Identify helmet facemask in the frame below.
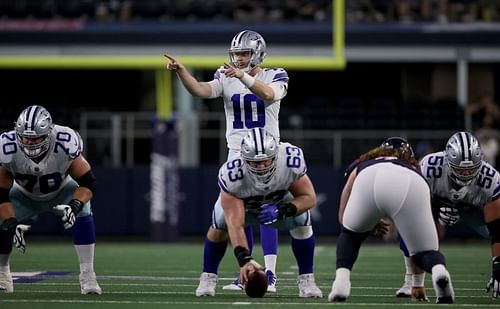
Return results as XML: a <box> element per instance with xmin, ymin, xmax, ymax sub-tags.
<box><xmin>241</xmin><ymin>127</ymin><xmax>278</xmax><ymax>186</ymax></box>
<box><xmin>15</xmin><ymin>105</ymin><xmax>53</xmax><ymax>159</ymax></box>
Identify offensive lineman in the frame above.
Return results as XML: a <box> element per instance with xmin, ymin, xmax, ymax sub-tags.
<box><xmin>165</xmin><ymin>30</ymin><xmax>288</xmax><ymax>292</ymax></box>
<box><xmin>194</xmin><ymin>128</ymin><xmax>322</xmax><ymax>298</ymax></box>
<box><xmin>0</xmin><ymin>105</ymin><xmax>101</xmax><ymax>294</ymax></box>
<box><xmin>395</xmin><ymin>131</ymin><xmax>500</xmax><ymax>299</ymax></box>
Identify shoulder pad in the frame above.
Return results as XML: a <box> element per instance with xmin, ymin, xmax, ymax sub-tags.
<box><xmin>52</xmin><ymin>125</ymin><xmax>83</xmax><ymax>159</ymax></box>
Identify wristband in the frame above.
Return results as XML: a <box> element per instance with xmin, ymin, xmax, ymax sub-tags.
<box><xmin>279</xmin><ymin>202</ymin><xmax>298</xmax><ymax>218</ymax></box>
<box><xmin>234</xmin><ymin>245</ymin><xmax>253</xmax><ymax>267</ymax></box>
<box><xmin>412</xmin><ymin>273</ymin><xmax>425</xmax><ymax>287</ymax></box>
<box><xmin>68</xmin><ymin>199</ymin><xmax>84</xmax><ymax>215</ymax></box>
<box><xmin>239</xmin><ymin>73</ymin><xmax>255</xmax><ymax>88</ymax></box>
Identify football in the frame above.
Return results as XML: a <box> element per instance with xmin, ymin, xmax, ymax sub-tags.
<box><xmin>244</xmin><ymin>270</ymin><xmax>268</xmax><ymax>298</ymax></box>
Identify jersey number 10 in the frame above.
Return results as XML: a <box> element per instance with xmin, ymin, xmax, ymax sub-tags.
<box><xmin>231</xmin><ymin>94</ymin><xmax>265</xmax><ymax>129</ymax></box>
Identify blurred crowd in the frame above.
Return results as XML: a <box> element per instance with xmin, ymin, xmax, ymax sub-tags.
<box><xmin>2</xmin><ymin>0</ymin><xmax>500</xmax><ymax>23</ymax></box>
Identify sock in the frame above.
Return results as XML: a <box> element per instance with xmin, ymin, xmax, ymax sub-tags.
<box><xmin>260</xmin><ymin>225</ymin><xmax>278</xmax><ymax>273</ymax></box>
<box><xmin>72</xmin><ymin>215</ymin><xmax>96</xmax><ymax>245</ymax></box>
<box><xmin>0</xmin><ymin>229</ymin><xmax>14</xmax><ymax>254</ymax></box>
<box><xmin>413</xmin><ymin>250</ymin><xmax>446</xmax><ymax>273</ymax></box>
<box><xmin>245</xmin><ymin>226</ymin><xmax>254</xmax><ymax>254</ymax></box>
<box><xmin>291</xmin><ymin>235</ymin><xmax>315</xmax><ymax>275</ymax></box>
<box><xmin>336</xmin><ymin>227</ymin><xmax>369</xmax><ymax>270</ymax></box>
<box><xmin>403</xmin><ymin>255</ymin><xmax>411</xmax><ymax>279</ymax></box>
<box><xmin>0</xmin><ymin>254</ymin><xmax>10</xmax><ymax>267</ymax></box>
<box><xmin>74</xmin><ymin>244</ymin><xmax>95</xmax><ymax>273</ymax></box>
<box><xmin>202</xmin><ymin>238</ymin><xmax>227</xmax><ymax>274</ymax></box>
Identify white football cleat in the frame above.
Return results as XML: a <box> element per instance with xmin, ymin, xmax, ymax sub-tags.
<box><xmin>196</xmin><ymin>272</ymin><xmax>217</xmax><ymax>296</ymax></box>
<box><xmin>0</xmin><ymin>270</ymin><xmax>13</xmax><ymax>293</ymax></box>
<box><xmin>79</xmin><ymin>271</ymin><xmax>102</xmax><ymax>295</ymax></box>
<box><xmin>328</xmin><ymin>268</ymin><xmax>351</xmax><ymax>302</ymax></box>
<box><xmin>266</xmin><ymin>270</ymin><xmax>277</xmax><ymax>292</ymax></box>
<box><xmin>297</xmin><ymin>273</ymin><xmax>322</xmax><ymax>298</ymax></box>
<box><xmin>431</xmin><ymin>265</ymin><xmax>454</xmax><ymax>304</ymax></box>
<box><xmin>395</xmin><ymin>274</ymin><xmax>412</xmax><ymax>297</ymax></box>
<box><xmin>222</xmin><ymin>277</ymin><xmax>243</xmax><ymax>291</ymax></box>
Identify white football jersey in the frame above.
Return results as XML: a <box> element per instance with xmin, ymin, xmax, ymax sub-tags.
<box><xmin>208</xmin><ymin>67</ymin><xmax>288</xmax><ymax>150</ymax></box>
<box><xmin>218</xmin><ymin>142</ymin><xmax>305</xmax><ymax>214</ymax></box>
<box><xmin>0</xmin><ymin>125</ymin><xmax>83</xmax><ymax>201</ymax></box>
<box><xmin>420</xmin><ymin>151</ymin><xmax>500</xmax><ymax>210</ymax></box>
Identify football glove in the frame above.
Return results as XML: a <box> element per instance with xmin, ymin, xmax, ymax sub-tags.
<box><xmin>1</xmin><ymin>218</ymin><xmax>30</xmax><ymax>254</ymax></box>
<box><xmin>486</xmin><ymin>256</ymin><xmax>500</xmax><ymax>298</ymax></box>
<box><xmin>258</xmin><ymin>202</ymin><xmax>297</xmax><ymax>225</ymax></box>
<box><xmin>53</xmin><ymin>199</ymin><xmax>84</xmax><ymax>229</ymax></box>
<box><xmin>438</xmin><ymin>207</ymin><xmax>460</xmax><ymax>226</ymax></box>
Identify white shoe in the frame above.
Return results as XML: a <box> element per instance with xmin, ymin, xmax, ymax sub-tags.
<box><xmin>222</xmin><ymin>277</ymin><xmax>243</xmax><ymax>291</ymax></box>
<box><xmin>395</xmin><ymin>274</ymin><xmax>412</xmax><ymax>297</ymax></box>
<box><xmin>79</xmin><ymin>271</ymin><xmax>102</xmax><ymax>295</ymax></box>
<box><xmin>196</xmin><ymin>272</ymin><xmax>217</xmax><ymax>296</ymax></box>
<box><xmin>0</xmin><ymin>270</ymin><xmax>13</xmax><ymax>293</ymax></box>
<box><xmin>266</xmin><ymin>270</ymin><xmax>277</xmax><ymax>292</ymax></box>
<box><xmin>297</xmin><ymin>273</ymin><xmax>322</xmax><ymax>298</ymax></box>
<box><xmin>431</xmin><ymin>265</ymin><xmax>454</xmax><ymax>304</ymax></box>
<box><xmin>328</xmin><ymin>268</ymin><xmax>350</xmax><ymax>302</ymax></box>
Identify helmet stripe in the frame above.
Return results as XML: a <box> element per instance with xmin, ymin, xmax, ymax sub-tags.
<box><xmin>233</xmin><ymin>30</ymin><xmax>248</xmax><ymax>47</ymax></box>
<box><xmin>457</xmin><ymin>132</ymin><xmax>468</xmax><ymax>161</ymax></box>
<box><xmin>30</xmin><ymin>105</ymin><xmax>40</xmax><ymax>132</ymax></box>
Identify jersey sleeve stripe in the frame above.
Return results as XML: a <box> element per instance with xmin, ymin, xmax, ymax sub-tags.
<box><xmin>218</xmin><ymin>176</ymin><xmax>229</xmax><ymax>193</ymax></box>
<box><xmin>272</xmin><ymin>77</ymin><xmax>289</xmax><ymax>83</ymax></box>
<box><xmin>492</xmin><ymin>184</ymin><xmax>500</xmax><ymax>200</ymax></box>
<box><xmin>214</xmin><ymin>70</ymin><xmax>221</xmax><ymax>80</ymax></box>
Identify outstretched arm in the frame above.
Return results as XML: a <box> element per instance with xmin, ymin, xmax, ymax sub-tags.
<box><xmin>164</xmin><ymin>54</ymin><xmax>213</xmax><ymax>98</ymax></box>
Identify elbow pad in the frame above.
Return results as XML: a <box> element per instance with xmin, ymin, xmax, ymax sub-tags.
<box><xmin>75</xmin><ymin>170</ymin><xmax>96</xmax><ymax>196</ymax></box>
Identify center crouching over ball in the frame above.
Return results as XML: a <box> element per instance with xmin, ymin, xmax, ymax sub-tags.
<box><xmin>245</xmin><ymin>270</ymin><xmax>268</xmax><ymax>298</ymax></box>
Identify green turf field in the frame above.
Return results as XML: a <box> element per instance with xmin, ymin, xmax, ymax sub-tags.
<box><xmin>0</xmin><ymin>239</ymin><xmax>498</xmax><ymax>308</ymax></box>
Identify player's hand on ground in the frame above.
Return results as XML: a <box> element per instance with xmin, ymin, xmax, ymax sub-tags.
<box><xmin>239</xmin><ymin>259</ymin><xmax>264</xmax><ymax>285</ymax></box>
<box><xmin>371</xmin><ymin>219</ymin><xmax>390</xmax><ymax>237</ymax></box>
<box><xmin>13</xmin><ymin>224</ymin><xmax>30</xmax><ymax>254</ymax></box>
<box><xmin>258</xmin><ymin>203</ymin><xmax>280</xmax><ymax>225</ymax></box>
<box><xmin>164</xmin><ymin>54</ymin><xmax>184</xmax><ymax>71</ymax></box>
<box><xmin>438</xmin><ymin>207</ymin><xmax>460</xmax><ymax>226</ymax></box>
<box><xmin>411</xmin><ymin>286</ymin><xmax>429</xmax><ymax>302</ymax></box>
<box><xmin>222</xmin><ymin>62</ymin><xmax>243</xmax><ymax>78</ymax></box>
<box><xmin>53</xmin><ymin>205</ymin><xmax>77</xmax><ymax>229</ymax></box>
<box><xmin>486</xmin><ymin>256</ymin><xmax>500</xmax><ymax>298</ymax></box>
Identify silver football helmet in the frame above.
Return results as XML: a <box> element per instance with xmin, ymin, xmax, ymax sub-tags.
<box><xmin>445</xmin><ymin>131</ymin><xmax>483</xmax><ymax>186</ymax></box>
<box><xmin>15</xmin><ymin>105</ymin><xmax>54</xmax><ymax>158</ymax></box>
<box><xmin>229</xmin><ymin>30</ymin><xmax>267</xmax><ymax>73</ymax></box>
<box><xmin>241</xmin><ymin>128</ymin><xmax>278</xmax><ymax>184</ymax></box>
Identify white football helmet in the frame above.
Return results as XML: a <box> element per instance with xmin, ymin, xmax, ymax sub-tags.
<box><xmin>15</xmin><ymin>105</ymin><xmax>54</xmax><ymax>158</ymax></box>
<box><xmin>228</xmin><ymin>30</ymin><xmax>267</xmax><ymax>73</ymax></box>
<box><xmin>445</xmin><ymin>131</ymin><xmax>483</xmax><ymax>186</ymax></box>
<box><xmin>241</xmin><ymin>128</ymin><xmax>278</xmax><ymax>184</ymax></box>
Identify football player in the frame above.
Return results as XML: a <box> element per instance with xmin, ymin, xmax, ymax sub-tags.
<box><xmin>395</xmin><ymin>131</ymin><xmax>500</xmax><ymax>299</ymax></box>
<box><xmin>0</xmin><ymin>105</ymin><xmax>101</xmax><ymax>295</ymax></box>
<box><xmin>194</xmin><ymin>128</ymin><xmax>322</xmax><ymax>298</ymax></box>
<box><xmin>329</xmin><ymin>137</ymin><xmax>454</xmax><ymax>304</ymax></box>
<box><xmin>165</xmin><ymin>30</ymin><xmax>289</xmax><ymax>292</ymax></box>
